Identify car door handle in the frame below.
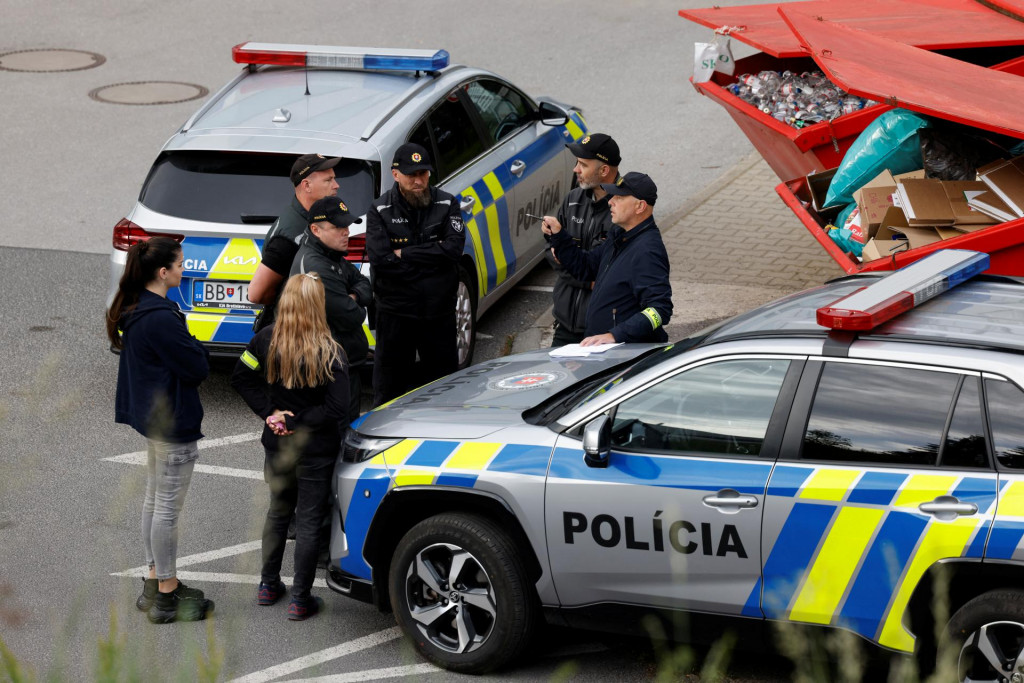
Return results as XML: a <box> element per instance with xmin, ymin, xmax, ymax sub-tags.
<box><xmin>510</xmin><ymin>160</ymin><xmax>526</xmax><ymax>176</ymax></box>
<box><xmin>919</xmin><ymin>496</ymin><xmax>978</xmax><ymax>521</ymax></box>
<box><xmin>459</xmin><ymin>195</ymin><xmax>476</xmax><ymax>212</ymax></box>
<box><xmin>702</xmin><ymin>490</ymin><xmax>759</xmax><ymax>512</ymax></box>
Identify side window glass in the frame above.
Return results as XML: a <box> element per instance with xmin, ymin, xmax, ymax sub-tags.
<box><xmin>986</xmin><ymin>378</ymin><xmax>1024</xmax><ymax>469</ymax></box>
<box><xmin>426</xmin><ymin>95</ymin><xmax>485</xmax><ymax>182</ymax></box>
<box><xmin>464</xmin><ymin>80</ymin><xmax>532</xmax><ymax>144</ymax></box>
<box><xmin>803</xmin><ymin>363</ymin><xmax>957</xmax><ymax>466</ymax></box>
<box><xmin>406</xmin><ymin>121</ymin><xmax>437</xmax><ymax>187</ymax></box>
<box><xmin>941</xmin><ymin>377</ymin><xmax>988</xmax><ymax>469</ymax></box>
<box><xmin>610</xmin><ymin>359</ymin><xmax>790</xmax><ymax>457</ymax></box>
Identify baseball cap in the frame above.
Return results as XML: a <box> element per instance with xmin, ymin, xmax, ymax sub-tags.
<box><xmin>566</xmin><ymin>133</ymin><xmax>621</xmax><ymax>166</ymax></box>
<box><xmin>600</xmin><ymin>172</ymin><xmax>658</xmax><ymax>206</ymax></box>
<box><xmin>308</xmin><ymin>197</ymin><xmax>362</xmax><ymax>228</ymax></box>
<box><xmin>290</xmin><ymin>153</ymin><xmax>341</xmax><ymax>186</ymax></box>
<box><xmin>392</xmin><ymin>143</ymin><xmax>433</xmax><ymax>174</ymax></box>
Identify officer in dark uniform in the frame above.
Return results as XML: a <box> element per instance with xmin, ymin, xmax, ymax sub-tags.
<box><xmin>249</xmin><ymin>153</ymin><xmax>341</xmax><ymax>331</ymax></box>
<box><xmin>366</xmin><ymin>143</ymin><xmax>466</xmax><ymax>406</ymax></box>
<box><xmin>542</xmin><ymin>133</ymin><xmax>621</xmax><ymax>346</ymax></box>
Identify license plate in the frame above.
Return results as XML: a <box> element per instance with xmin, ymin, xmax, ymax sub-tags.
<box><xmin>192</xmin><ymin>280</ymin><xmax>257</xmax><ymax>310</ymax></box>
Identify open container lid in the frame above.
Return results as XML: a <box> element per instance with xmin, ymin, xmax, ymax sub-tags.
<box><xmin>779</xmin><ymin>8</ymin><xmax>1024</xmax><ymax>139</ymax></box>
<box><xmin>680</xmin><ymin>0</ymin><xmax>1024</xmax><ymax>59</ymax></box>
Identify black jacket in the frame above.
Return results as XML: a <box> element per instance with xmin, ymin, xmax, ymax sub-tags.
<box><xmin>230</xmin><ymin>325</ymin><xmax>349</xmax><ymax>456</ymax></box>
<box><xmin>115</xmin><ymin>290</ymin><xmax>209</xmax><ymax>443</ymax></box>
<box><xmin>254</xmin><ymin>196</ymin><xmax>309</xmax><ymax>333</ymax></box>
<box><xmin>544</xmin><ymin>186</ymin><xmax>613</xmax><ymax>335</ymax></box>
<box><xmin>366</xmin><ymin>185</ymin><xmax>466</xmax><ymax>318</ymax></box>
<box><xmin>290</xmin><ymin>229</ymin><xmax>373</xmax><ymax>365</ymax></box>
<box><xmin>550</xmin><ymin>217</ymin><xmax>672</xmax><ymax>342</ymax></box>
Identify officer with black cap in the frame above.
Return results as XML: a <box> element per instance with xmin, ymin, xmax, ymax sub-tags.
<box><xmin>290</xmin><ymin>196</ymin><xmax>372</xmax><ymax>422</ymax></box>
<box><xmin>366</xmin><ymin>142</ymin><xmax>467</xmax><ymax>406</ymax></box>
<box><xmin>542</xmin><ymin>171</ymin><xmax>672</xmax><ymax>345</ymax></box>
<box><xmin>542</xmin><ymin>133</ymin><xmax>621</xmax><ymax>345</ymax></box>
<box><xmin>250</xmin><ymin>153</ymin><xmax>342</xmax><ymax>331</ymax></box>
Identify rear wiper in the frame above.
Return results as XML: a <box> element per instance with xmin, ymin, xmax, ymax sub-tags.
<box><xmin>240</xmin><ymin>214</ymin><xmax>278</xmax><ymax>224</ymax></box>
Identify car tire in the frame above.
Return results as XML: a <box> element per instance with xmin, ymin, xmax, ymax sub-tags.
<box><xmin>946</xmin><ymin>589</ymin><xmax>1024</xmax><ymax>682</ymax></box>
<box><xmin>455</xmin><ymin>266</ymin><xmax>477</xmax><ymax>370</ymax></box>
<box><xmin>388</xmin><ymin>512</ymin><xmax>537</xmax><ymax>674</ymax></box>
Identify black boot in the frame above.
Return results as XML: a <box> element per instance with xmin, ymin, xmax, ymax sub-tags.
<box><xmin>148</xmin><ymin>582</ymin><xmax>214</xmax><ymax>624</ymax></box>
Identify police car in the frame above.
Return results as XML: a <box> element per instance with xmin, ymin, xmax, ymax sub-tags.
<box><xmin>327</xmin><ymin>250</ymin><xmax>1024</xmax><ymax>679</ymax></box>
<box><xmin>107</xmin><ymin>44</ymin><xmax>586</xmax><ymax>365</ymax></box>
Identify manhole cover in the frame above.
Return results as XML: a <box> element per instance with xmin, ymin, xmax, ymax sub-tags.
<box><xmin>88</xmin><ymin>81</ymin><xmax>209</xmax><ymax>106</ymax></box>
<box><xmin>0</xmin><ymin>49</ymin><xmax>105</xmax><ymax>72</ymax></box>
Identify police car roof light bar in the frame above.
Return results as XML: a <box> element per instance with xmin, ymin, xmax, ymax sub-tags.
<box><xmin>231</xmin><ymin>43</ymin><xmax>450</xmax><ymax>71</ymax></box>
<box><xmin>816</xmin><ymin>249</ymin><xmax>989</xmax><ymax>330</ymax></box>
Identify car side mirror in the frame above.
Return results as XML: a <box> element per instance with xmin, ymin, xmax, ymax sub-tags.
<box><xmin>537</xmin><ymin>100</ymin><xmax>570</xmax><ymax>127</ymax></box>
<box><xmin>582</xmin><ymin>415</ymin><xmax>611</xmax><ymax>468</ymax></box>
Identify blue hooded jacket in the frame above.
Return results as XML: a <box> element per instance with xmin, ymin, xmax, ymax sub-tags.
<box><xmin>115</xmin><ymin>290</ymin><xmax>209</xmax><ymax>442</ymax></box>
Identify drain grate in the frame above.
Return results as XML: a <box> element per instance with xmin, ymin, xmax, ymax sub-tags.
<box><xmin>88</xmin><ymin>81</ymin><xmax>209</xmax><ymax>106</ymax></box>
<box><xmin>0</xmin><ymin>49</ymin><xmax>105</xmax><ymax>72</ymax></box>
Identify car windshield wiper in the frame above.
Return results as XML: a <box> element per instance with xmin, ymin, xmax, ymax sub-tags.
<box><xmin>240</xmin><ymin>213</ymin><xmax>278</xmax><ymax>224</ymax></box>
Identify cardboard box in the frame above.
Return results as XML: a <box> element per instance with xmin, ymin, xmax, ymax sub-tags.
<box><xmin>944</xmin><ymin>181</ymin><xmax>997</xmax><ymax>226</ymax></box>
<box><xmin>851</xmin><ymin>169</ymin><xmax>928</xmax><ymax>235</ymax></box>
<box><xmin>896</xmin><ymin>179</ymin><xmax>956</xmax><ymax>226</ymax></box>
<box><xmin>806</xmin><ymin>167</ymin><xmax>838</xmax><ymax>214</ymax></box>
<box><xmin>863</xmin><ymin>206</ymin><xmax>945</xmax><ymax>261</ymax></box>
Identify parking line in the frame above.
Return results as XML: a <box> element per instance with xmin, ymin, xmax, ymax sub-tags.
<box><xmin>112</xmin><ymin>539</ymin><xmax>263</xmax><ymax>576</ymax></box>
<box><xmin>285</xmin><ymin>663</ymin><xmax>438</xmax><ymax>682</ymax></box>
<box><xmin>109</xmin><ymin>570</ymin><xmax>327</xmax><ymax>589</ymax></box>
<box><xmin>104</xmin><ymin>431</ymin><xmax>261</xmax><ymax>462</ymax></box>
<box><xmin>516</xmin><ymin>284</ymin><xmax>554</xmax><ymax>292</ymax></box>
<box><xmin>104</xmin><ymin>452</ymin><xmax>263</xmax><ymax>480</ymax></box>
<box><xmin>226</xmin><ymin>627</ymin><xmax>404</xmax><ymax>683</ymax></box>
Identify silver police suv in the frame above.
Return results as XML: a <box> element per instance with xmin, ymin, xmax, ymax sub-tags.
<box><xmin>328</xmin><ymin>250</ymin><xmax>1024</xmax><ymax>680</ymax></box>
<box><xmin>108</xmin><ymin>44</ymin><xmax>586</xmax><ymax>365</ymax></box>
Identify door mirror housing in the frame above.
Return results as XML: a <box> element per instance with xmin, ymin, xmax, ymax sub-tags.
<box><xmin>582</xmin><ymin>415</ymin><xmax>611</xmax><ymax>468</ymax></box>
<box><xmin>537</xmin><ymin>100</ymin><xmax>570</xmax><ymax>127</ymax></box>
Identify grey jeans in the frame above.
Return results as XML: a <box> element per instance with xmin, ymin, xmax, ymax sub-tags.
<box><xmin>142</xmin><ymin>439</ymin><xmax>199</xmax><ymax>580</ymax></box>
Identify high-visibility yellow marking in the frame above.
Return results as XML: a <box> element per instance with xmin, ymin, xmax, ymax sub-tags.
<box><xmin>460</xmin><ymin>186</ymin><xmax>484</xmax><ymax>216</ymax></box>
<box><xmin>894</xmin><ymin>474</ymin><xmax>957</xmax><ymax>508</ymax></box>
<box><xmin>369</xmin><ymin>439</ymin><xmax>420</xmax><ymax>466</ymax></box>
<box><xmin>641</xmin><ymin>307</ymin><xmax>662</xmax><ymax>329</ymax></box>
<box><xmin>482</xmin><ymin>172</ymin><xmax>504</xmax><ymax>202</ymax></box>
<box><xmin>789</xmin><ymin>506</ymin><xmax>883</xmax><ymax>624</ymax></box>
<box><xmin>799</xmin><ymin>469</ymin><xmax>860</xmax><ymax>502</ymax></box>
<box><xmin>878</xmin><ymin>518</ymin><xmax>976</xmax><ymax>652</ymax></box>
<box><xmin>363</xmin><ymin>324</ymin><xmax>375</xmax><ymax>346</ymax></box>
<box><xmin>445</xmin><ymin>442</ymin><xmax>502</xmax><ymax>471</ymax></box>
<box><xmin>566</xmin><ymin>119</ymin><xmax>584</xmax><ymax>141</ymax></box>
<box><xmin>240</xmin><ymin>350</ymin><xmax>260</xmax><ymax>371</ymax></box>
<box><xmin>185</xmin><ymin>313</ymin><xmax>225</xmax><ymax>341</ymax></box>
<box><xmin>393</xmin><ymin>469</ymin><xmax>436</xmax><ymax>487</ymax></box>
<box><xmin>575</xmin><ymin>111</ymin><xmax>588</xmax><ymax>127</ymax></box>
<box><xmin>484</xmin><ymin>204</ymin><xmax>508</xmax><ymax>286</ymax></box>
<box><xmin>465</xmin><ymin>217</ymin><xmax>488</xmax><ymax>296</ymax></box>
<box><xmin>998</xmin><ymin>481</ymin><xmax>1024</xmax><ymax>517</ymax></box>
<box><xmin>207</xmin><ymin>238</ymin><xmax>262</xmax><ymax>280</ymax></box>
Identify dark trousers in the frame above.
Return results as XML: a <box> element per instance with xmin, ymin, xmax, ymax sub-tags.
<box><xmin>261</xmin><ymin>447</ymin><xmax>335</xmax><ymax>601</ymax></box>
<box><xmin>552</xmin><ymin>322</ymin><xmax>585</xmax><ymax>346</ymax></box>
<box><xmin>347</xmin><ymin>366</ymin><xmax>362</xmax><ymax>424</ymax></box>
<box><xmin>373</xmin><ymin>310</ymin><xmax>457</xmax><ymax>406</ymax></box>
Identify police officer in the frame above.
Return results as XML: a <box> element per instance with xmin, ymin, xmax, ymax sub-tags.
<box><xmin>290</xmin><ymin>197</ymin><xmax>372</xmax><ymax>422</ymax></box>
<box><xmin>366</xmin><ymin>143</ymin><xmax>466</xmax><ymax>406</ymax></box>
<box><xmin>543</xmin><ymin>133</ymin><xmax>621</xmax><ymax>346</ymax></box>
<box><xmin>542</xmin><ymin>172</ymin><xmax>672</xmax><ymax>345</ymax></box>
<box><xmin>249</xmin><ymin>153</ymin><xmax>341</xmax><ymax>330</ymax></box>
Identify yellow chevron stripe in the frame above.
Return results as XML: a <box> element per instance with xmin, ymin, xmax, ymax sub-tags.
<box><xmin>878</xmin><ymin>517</ymin><xmax>976</xmax><ymax>651</ymax></box>
<box><xmin>484</xmin><ymin>204</ymin><xmax>508</xmax><ymax>286</ymax></box>
<box><xmin>482</xmin><ymin>172</ymin><xmax>504</xmax><ymax>202</ymax></box>
<box><xmin>998</xmin><ymin>481</ymin><xmax>1024</xmax><ymax>517</ymax></box>
<box><xmin>185</xmin><ymin>313</ymin><xmax>225</xmax><ymax>341</ymax></box>
<box><xmin>789</xmin><ymin>506</ymin><xmax>883</xmax><ymax>624</ymax></box>
<box><xmin>799</xmin><ymin>468</ymin><xmax>860</xmax><ymax>502</ymax></box>
<box><xmin>369</xmin><ymin>439</ymin><xmax>421</xmax><ymax>466</ymax></box>
<box><xmin>363</xmin><ymin>324</ymin><xmax>375</xmax><ymax>346</ymax></box>
<box><xmin>207</xmin><ymin>238</ymin><xmax>262</xmax><ymax>280</ymax></box>
<box><xmin>465</xmin><ymin>217</ymin><xmax>488</xmax><ymax>296</ymax></box>
<box><xmin>393</xmin><ymin>469</ymin><xmax>436</xmax><ymax>487</ymax></box>
<box><xmin>566</xmin><ymin>119</ymin><xmax>584</xmax><ymax>141</ymax></box>
<box><xmin>445</xmin><ymin>442</ymin><xmax>502</xmax><ymax>471</ymax></box>
<box><xmin>893</xmin><ymin>474</ymin><xmax>958</xmax><ymax>508</ymax></box>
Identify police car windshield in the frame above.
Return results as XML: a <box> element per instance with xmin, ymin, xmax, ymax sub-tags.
<box><xmin>139</xmin><ymin>151</ymin><xmax>380</xmax><ymax>225</ymax></box>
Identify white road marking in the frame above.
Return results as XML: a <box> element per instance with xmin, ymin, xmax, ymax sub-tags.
<box><xmin>285</xmin><ymin>663</ymin><xmax>438</xmax><ymax>682</ymax></box>
<box><xmin>516</xmin><ymin>284</ymin><xmax>554</xmax><ymax>292</ymax></box>
<box><xmin>104</xmin><ymin>432</ymin><xmax>264</xmax><ymax>480</ymax></box>
<box><xmin>227</xmin><ymin>627</ymin><xmax>404</xmax><ymax>683</ymax></box>
<box><xmin>109</xmin><ymin>570</ymin><xmax>327</xmax><ymax>589</ymax></box>
<box><xmin>112</xmin><ymin>539</ymin><xmax>263</xmax><ymax>576</ymax></box>
<box><xmin>475</xmin><ymin>332</ymin><xmax>494</xmax><ymax>339</ymax></box>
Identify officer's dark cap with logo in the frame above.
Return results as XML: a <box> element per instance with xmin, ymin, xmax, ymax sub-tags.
<box><xmin>392</xmin><ymin>143</ymin><xmax>433</xmax><ymax>174</ymax></box>
<box><xmin>566</xmin><ymin>133</ymin><xmax>621</xmax><ymax>166</ymax></box>
<box><xmin>290</xmin><ymin>153</ymin><xmax>342</xmax><ymax>186</ymax></box>
<box><xmin>308</xmin><ymin>197</ymin><xmax>362</xmax><ymax>228</ymax></box>
<box><xmin>600</xmin><ymin>171</ymin><xmax>658</xmax><ymax>206</ymax></box>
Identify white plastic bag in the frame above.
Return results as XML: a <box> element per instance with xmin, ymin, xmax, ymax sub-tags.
<box><xmin>693</xmin><ymin>35</ymin><xmax>735</xmax><ymax>83</ymax></box>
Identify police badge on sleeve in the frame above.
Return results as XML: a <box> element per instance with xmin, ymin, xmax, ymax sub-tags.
<box><xmin>451</xmin><ymin>216</ymin><xmax>464</xmax><ymax>233</ymax></box>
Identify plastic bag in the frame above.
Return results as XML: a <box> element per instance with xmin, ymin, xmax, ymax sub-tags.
<box><xmin>826</xmin><ymin>203</ymin><xmax>867</xmax><ymax>257</ymax></box>
<box><xmin>693</xmin><ymin>36</ymin><xmax>735</xmax><ymax>83</ymax></box>
<box><xmin>920</xmin><ymin>127</ymin><xmax>1008</xmax><ymax>181</ymax></box>
<box><xmin>824</xmin><ymin>109</ymin><xmax>930</xmax><ymax>208</ymax></box>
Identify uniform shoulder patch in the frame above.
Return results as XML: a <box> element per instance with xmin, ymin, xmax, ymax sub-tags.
<box><xmin>451</xmin><ymin>216</ymin><xmax>464</xmax><ymax>233</ymax></box>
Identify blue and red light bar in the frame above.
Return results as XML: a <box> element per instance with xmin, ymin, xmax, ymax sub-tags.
<box><xmin>231</xmin><ymin>43</ymin><xmax>450</xmax><ymax>72</ymax></box>
<box><xmin>817</xmin><ymin>250</ymin><xmax>989</xmax><ymax>330</ymax></box>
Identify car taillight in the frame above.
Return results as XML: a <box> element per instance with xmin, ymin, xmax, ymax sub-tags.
<box><xmin>345</xmin><ymin>233</ymin><xmax>366</xmax><ymax>263</ymax></box>
<box><xmin>112</xmin><ymin>219</ymin><xmax>185</xmax><ymax>251</ymax></box>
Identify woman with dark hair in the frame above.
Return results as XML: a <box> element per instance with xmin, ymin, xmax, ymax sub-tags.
<box><xmin>107</xmin><ymin>236</ymin><xmax>213</xmax><ymax>624</ymax></box>
<box><xmin>231</xmin><ymin>272</ymin><xmax>349</xmax><ymax>621</ymax></box>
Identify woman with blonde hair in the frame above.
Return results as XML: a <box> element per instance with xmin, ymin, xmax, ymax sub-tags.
<box><xmin>231</xmin><ymin>272</ymin><xmax>349</xmax><ymax>620</ymax></box>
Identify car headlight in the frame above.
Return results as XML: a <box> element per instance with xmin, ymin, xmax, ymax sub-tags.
<box><xmin>342</xmin><ymin>429</ymin><xmax>402</xmax><ymax>463</ymax></box>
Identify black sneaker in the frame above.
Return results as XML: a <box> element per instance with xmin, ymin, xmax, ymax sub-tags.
<box><xmin>287</xmin><ymin>596</ymin><xmax>324</xmax><ymax>621</ymax></box>
<box><xmin>136</xmin><ymin>578</ymin><xmax>158</xmax><ymax>612</ymax></box>
<box><xmin>148</xmin><ymin>581</ymin><xmax>214</xmax><ymax>624</ymax></box>
<box><xmin>257</xmin><ymin>579</ymin><xmax>287</xmax><ymax>606</ymax></box>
